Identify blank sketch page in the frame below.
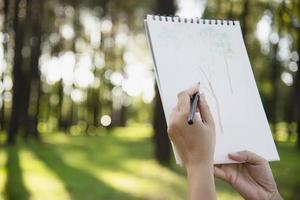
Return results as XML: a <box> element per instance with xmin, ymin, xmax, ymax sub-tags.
<box><xmin>145</xmin><ymin>15</ymin><xmax>279</xmax><ymax>164</ymax></box>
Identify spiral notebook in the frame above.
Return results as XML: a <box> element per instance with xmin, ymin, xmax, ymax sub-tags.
<box><xmin>145</xmin><ymin>15</ymin><xmax>279</xmax><ymax>164</ymax></box>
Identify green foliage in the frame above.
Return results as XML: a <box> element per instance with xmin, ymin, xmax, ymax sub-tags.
<box><xmin>1</xmin><ymin>0</ymin><xmax>299</xmax><ymax>140</ymax></box>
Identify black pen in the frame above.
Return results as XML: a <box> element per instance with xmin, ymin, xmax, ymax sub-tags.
<box><xmin>188</xmin><ymin>92</ymin><xmax>200</xmax><ymax>125</ymax></box>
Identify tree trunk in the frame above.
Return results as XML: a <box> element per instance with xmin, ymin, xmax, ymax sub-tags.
<box><xmin>269</xmin><ymin>44</ymin><xmax>280</xmax><ymax>135</ymax></box>
<box><xmin>22</xmin><ymin>0</ymin><xmax>33</xmax><ymax>140</ymax></box>
<box><xmin>153</xmin><ymin>85</ymin><xmax>170</xmax><ymax>164</ymax></box>
<box><xmin>7</xmin><ymin>0</ymin><xmax>27</xmax><ymax>145</ymax></box>
<box><xmin>269</xmin><ymin>3</ymin><xmax>286</xmax><ymax>138</ymax></box>
<box><xmin>57</xmin><ymin>80</ymin><xmax>64</xmax><ymax>129</ymax></box>
<box><xmin>23</xmin><ymin>0</ymin><xmax>43</xmax><ymax>141</ymax></box>
<box><xmin>228</xmin><ymin>0</ymin><xmax>234</xmax><ymax>19</ymax></box>
<box><xmin>293</xmin><ymin>68</ymin><xmax>300</xmax><ymax>148</ymax></box>
<box><xmin>294</xmin><ymin>3</ymin><xmax>300</xmax><ymax>148</ymax></box>
<box><xmin>93</xmin><ymin>90</ymin><xmax>100</xmax><ymax>127</ymax></box>
<box><xmin>152</xmin><ymin>0</ymin><xmax>176</xmax><ymax>164</ymax></box>
<box><xmin>119</xmin><ymin>104</ymin><xmax>127</xmax><ymax>127</ymax></box>
<box><xmin>0</xmin><ymin>75</ymin><xmax>4</xmax><ymax>131</ymax></box>
<box><xmin>0</xmin><ymin>0</ymin><xmax>10</xmax><ymax>131</ymax></box>
<box><xmin>240</xmin><ymin>0</ymin><xmax>249</xmax><ymax>39</ymax></box>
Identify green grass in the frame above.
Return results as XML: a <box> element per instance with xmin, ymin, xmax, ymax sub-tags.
<box><xmin>0</xmin><ymin>125</ymin><xmax>299</xmax><ymax>200</ymax></box>
<box><xmin>270</xmin><ymin>142</ymin><xmax>300</xmax><ymax>199</ymax></box>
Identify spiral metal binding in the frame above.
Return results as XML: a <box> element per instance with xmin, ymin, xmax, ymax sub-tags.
<box><xmin>150</xmin><ymin>15</ymin><xmax>236</xmax><ymax>26</ymax></box>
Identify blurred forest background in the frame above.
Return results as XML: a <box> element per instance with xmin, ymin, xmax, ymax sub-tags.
<box><xmin>0</xmin><ymin>0</ymin><xmax>299</xmax><ymax>199</ymax></box>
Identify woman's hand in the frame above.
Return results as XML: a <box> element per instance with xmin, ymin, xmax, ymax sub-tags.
<box><xmin>167</xmin><ymin>84</ymin><xmax>216</xmax><ymax>200</ymax></box>
<box><xmin>214</xmin><ymin>151</ymin><xmax>282</xmax><ymax>200</ymax></box>
<box><xmin>167</xmin><ymin>84</ymin><xmax>216</xmax><ymax>168</ymax></box>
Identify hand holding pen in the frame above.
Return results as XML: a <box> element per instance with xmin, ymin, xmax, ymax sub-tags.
<box><xmin>167</xmin><ymin>83</ymin><xmax>216</xmax><ymax>200</ymax></box>
<box><xmin>167</xmin><ymin>82</ymin><xmax>215</xmax><ymax>166</ymax></box>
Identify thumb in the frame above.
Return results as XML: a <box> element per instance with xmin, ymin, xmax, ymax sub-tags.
<box><xmin>228</xmin><ymin>151</ymin><xmax>266</xmax><ymax>164</ymax></box>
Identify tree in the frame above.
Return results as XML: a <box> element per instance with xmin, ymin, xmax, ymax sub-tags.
<box><xmin>293</xmin><ymin>0</ymin><xmax>300</xmax><ymax>148</ymax></box>
<box><xmin>294</xmin><ymin>57</ymin><xmax>300</xmax><ymax>148</ymax></box>
<box><xmin>268</xmin><ymin>1</ymin><xmax>288</xmax><ymax>137</ymax></box>
<box><xmin>7</xmin><ymin>0</ymin><xmax>28</xmax><ymax>144</ymax></box>
<box><xmin>152</xmin><ymin>0</ymin><xmax>176</xmax><ymax>164</ymax></box>
<box><xmin>23</xmin><ymin>0</ymin><xmax>43</xmax><ymax>140</ymax></box>
<box><xmin>0</xmin><ymin>0</ymin><xmax>10</xmax><ymax>131</ymax></box>
<box><xmin>240</xmin><ymin>0</ymin><xmax>249</xmax><ymax>39</ymax></box>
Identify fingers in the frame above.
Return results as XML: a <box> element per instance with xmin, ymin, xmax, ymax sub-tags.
<box><xmin>213</xmin><ymin>165</ymin><xmax>227</xmax><ymax>180</ymax></box>
<box><xmin>169</xmin><ymin>84</ymin><xmax>200</xmax><ymax>135</ymax></box>
<box><xmin>198</xmin><ymin>94</ymin><xmax>214</xmax><ymax>127</ymax></box>
<box><xmin>228</xmin><ymin>151</ymin><xmax>266</xmax><ymax>164</ymax></box>
<box><xmin>177</xmin><ymin>83</ymin><xmax>200</xmax><ymax>114</ymax></box>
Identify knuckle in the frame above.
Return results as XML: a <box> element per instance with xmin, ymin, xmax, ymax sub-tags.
<box><xmin>210</xmin><ymin>121</ymin><xmax>216</xmax><ymax>131</ymax></box>
<box><xmin>179</xmin><ymin>110</ymin><xmax>189</xmax><ymax>119</ymax></box>
<box><xmin>169</xmin><ymin>107</ymin><xmax>177</xmax><ymax>119</ymax></box>
<box><xmin>209</xmin><ymin>117</ymin><xmax>215</xmax><ymax>127</ymax></box>
<box><xmin>242</xmin><ymin>150</ymin><xmax>249</xmax><ymax>155</ymax></box>
<box><xmin>168</xmin><ymin>113</ymin><xmax>184</xmax><ymax>134</ymax></box>
<box><xmin>168</xmin><ymin>120</ymin><xmax>180</xmax><ymax>136</ymax></box>
<box><xmin>227</xmin><ymin>173</ymin><xmax>235</xmax><ymax>185</ymax></box>
<box><xmin>167</xmin><ymin>128</ymin><xmax>177</xmax><ymax>140</ymax></box>
<box><xmin>212</xmin><ymin>121</ymin><xmax>215</xmax><ymax>129</ymax></box>
<box><xmin>256</xmin><ymin>154</ymin><xmax>267</xmax><ymax>163</ymax></box>
<box><xmin>202</xmin><ymin>103</ymin><xmax>210</xmax><ymax>110</ymax></box>
<box><xmin>177</xmin><ymin>91</ymin><xmax>185</xmax><ymax>99</ymax></box>
<box><xmin>167</xmin><ymin>127</ymin><xmax>173</xmax><ymax>137</ymax></box>
<box><xmin>261</xmin><ymin>157</ymin><xmax>268</xmax><ymax>163</ymax></box>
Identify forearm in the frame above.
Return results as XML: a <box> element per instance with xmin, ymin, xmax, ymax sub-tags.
<box><xmin>187</xmin><ymin>163</ymin><xmax>216</xmax><ymax>200</ymax></box>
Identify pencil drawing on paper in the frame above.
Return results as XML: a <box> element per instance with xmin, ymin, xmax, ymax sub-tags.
<box><xmin>211</xmin><ymin>31</ymin><xmax>234</xmax><ymax>94</ymax></box>
<box><xmin>195</xmin><ymin>65</ymin><xmax>224</xmax><ymax>134</ymax></box>
<box><xmin>191</xmin><ymin>31</ymin><xmax>235</xmax><ymax>134</ymax></box>
<box><xmin>157</xmin><ymin>25</ymin><xmax>235</xmax><ymax>134</ymax></box>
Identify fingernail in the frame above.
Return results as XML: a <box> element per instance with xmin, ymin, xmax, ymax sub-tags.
<box><xmin>229</xmin><ymin>152</ymin><xmax>240</xmax><ymax>157</ymax></box>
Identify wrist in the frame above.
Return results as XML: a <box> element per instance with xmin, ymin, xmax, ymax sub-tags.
<box><xmin>186</xmin><ymin>161</ymin><xmax>216</xmax><ymax>200</ymax></box>
<box><xmin>186</xmin><ymin>161</ymin><xmax>213</xmax><ymax>176</ymax></box>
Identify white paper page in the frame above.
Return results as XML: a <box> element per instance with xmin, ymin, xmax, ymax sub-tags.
<box><xmin>145</xmin><ymin>15</ymin><xmax>279</xmax><ymax>164</ymax></box>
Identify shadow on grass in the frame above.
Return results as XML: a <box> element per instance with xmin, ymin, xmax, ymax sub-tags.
<box><xmin>56</xmin><ymin>134</ymin><xmax>240</xmax><ymax>199</ymax></box>
<box><xmin>31</xmin><ymin>135</ymin><xmax>188</xmax><ymax>198</ymax></box>
<box><xmin>20</xmin><ymin>129</ymin><xmax>300</xmax><ymax>200</ymax></box>
<box><xmin>27</xmin><ymin>143</ymin><xmax>137</xmax><ymax>200</ymax></box>
<box><xmin>45</xmin><ymin>134</ymin><xmax>152</xmax><ymax>168</ymax></box>
<box><xmin>4</xmin><ymin>146</ymin><xmax>30</xmax><ymax>200</ymax></box>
